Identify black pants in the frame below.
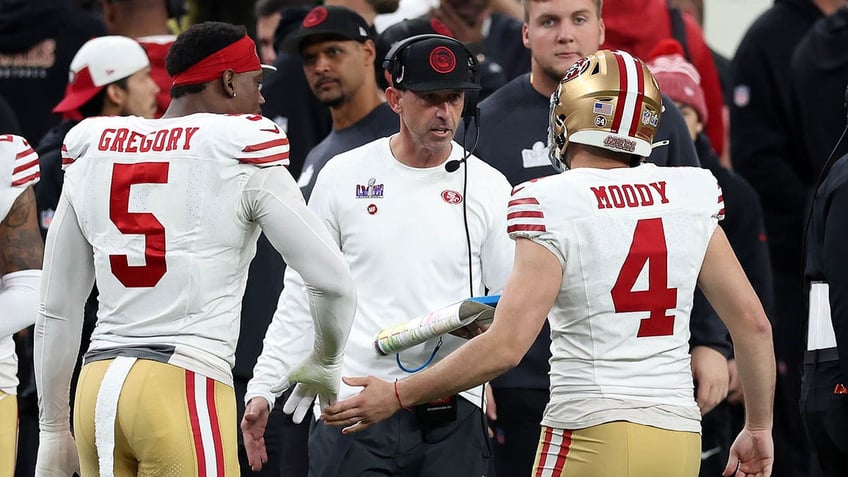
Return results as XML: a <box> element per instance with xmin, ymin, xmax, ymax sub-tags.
<box><xmin>308</xmin><ymin>396</ymin><xmax>489</xmax><ymax>477</ymax></box>
<box><xmin>801</xmin><ymin>358</ymin><xmax>848</xmax><ymax>476</ymax></box>
<box><xmin>699</xmin><ymin>401</ymin><xmax>732</xmax><ymax>476</ymax></box>
<box><xmin>489</xmin><ymin>388</ymin><xmax>548</xmax><ymax>477</ymax></box>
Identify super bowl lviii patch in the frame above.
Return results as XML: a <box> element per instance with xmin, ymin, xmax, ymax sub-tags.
<box><xmin>355</xmin><ymin>178</ymin><xmax>384</xmax><ymax>199</ymax></box>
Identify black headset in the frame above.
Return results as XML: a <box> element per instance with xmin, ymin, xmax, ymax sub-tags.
<box><xmin>382</xmin><ymin>34</ymin><xmax>481</xmax><ymax>121</ymax></box>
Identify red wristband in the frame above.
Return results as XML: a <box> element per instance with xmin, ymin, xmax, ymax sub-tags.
<box><xmin>394</xmin><ymin>379</ymin><xmax>411</xmax><ymax>411</ymax></box>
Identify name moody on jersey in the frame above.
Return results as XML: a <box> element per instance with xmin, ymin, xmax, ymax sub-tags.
<box><xmin>96</xmin><ymin>126</ymin><xmax>200</xmax><ymax>153</ymax></box>
<box><xmin>591</xmin><ymin>181</ymin><xmax>670</xmax><ymax>210</ymax></box>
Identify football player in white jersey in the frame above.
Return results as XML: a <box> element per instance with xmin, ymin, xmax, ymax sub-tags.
<box><xmin>0</xmin><ymin>134</ymin><xmax>42</xmax><ymax>477</ymax></box>
<box><xmin>34</xmin><ymin>22</ymin><xmax>356</xmax><ymax>477</ymax></box>
<box><xmin>321</xmin><ymin>50</ymin><xmax>776</xmax><ymax>477</ymax></box>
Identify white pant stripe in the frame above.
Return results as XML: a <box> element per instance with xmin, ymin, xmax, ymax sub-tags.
<box><xmin>94</xmin><ymin>356</ymin><xmax>137</xmax><ymax>477</ymax></box>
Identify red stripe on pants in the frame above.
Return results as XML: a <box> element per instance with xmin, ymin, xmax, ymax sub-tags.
<box><xmin>535</xmin><ymin>426</ymin><xmax>555</xmax><ymax>477</ymax></box>
<box><xmin>206</xmin><ymin>378</ymin><xmax>225</xmax><ymax>476</ymax></box>
<box><xmin>186</xmin><ymin>371</ymin><xmax>207</xmax><ymax>477</ymax></box>
<box><xmin>553</xmin><ymin>430</ymin><xmax>573</xmax><ymax>473</ymax></box>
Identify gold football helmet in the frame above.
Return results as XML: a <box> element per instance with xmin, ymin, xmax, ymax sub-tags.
<box><xmin>548</xmin><ymin>49</ymin><xmax>663</xmax><ymax>172</ymax></box>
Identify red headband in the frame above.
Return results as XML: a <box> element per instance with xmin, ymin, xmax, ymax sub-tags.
<box><xmin>172</xmin><ymin>35</ymin><xmax>262</xmax><ymax>87</ymax></box>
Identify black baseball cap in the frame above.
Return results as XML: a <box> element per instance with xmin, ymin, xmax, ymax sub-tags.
<box><xmin>376</xmin><ymin>18</ymin><xmax>456</xmax><ymax>90</ymax></box>
<box><xmin>281</xmin><ymin>5</ymin><xmax>371</xmax><ymax>55</ymax></box>
<box><xmin>387</xmin><ymin>35</ymin><xmax>480</xmax><ymax>92</ymax></box>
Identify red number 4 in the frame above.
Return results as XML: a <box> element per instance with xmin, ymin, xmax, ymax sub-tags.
<box><xmin>109</xmin><ymin>162</ymin><xmax>169</xmax><ymax>287</ymax></box>
<box><xmin>611</xmin><ymin>218</ymin><xmax>678</xmax><ymax>337</ymax></box>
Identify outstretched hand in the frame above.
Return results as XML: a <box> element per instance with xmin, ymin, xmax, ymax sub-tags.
<box><xmin>282</xmin><ymin>351</ymin><xmax>343</xmax><ymax>423</ymax></box>
<box><xmin>320</xmin><ymin>376</ymin><xmax>400</xmax><ymax>434</ymax></box>
<box><xmin>240</xmin><ymin>398</ymin><xmax>270</xmax><ymax>472</ymax></box>
<box><xmin>723</xmin><ymin>427</ymin><xmax>773</xmax><ymax>477</ymax></box>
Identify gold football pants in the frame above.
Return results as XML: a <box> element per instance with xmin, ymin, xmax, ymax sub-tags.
<box><xmin>532</xmin><ymin>421</ymin><xmax>701</xmax><ymax>477</ymax></box>
<box><xmin>74</xmin><ymin>358</ymin><xmax>239</xmax><ymax>476</ymax></box>
<box><xmin>0</xmin><ymin>390</ymin><xmax>16</xmax><ymax>477</ymax></box>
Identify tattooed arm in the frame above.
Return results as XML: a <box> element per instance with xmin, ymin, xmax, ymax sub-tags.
<box><xmin>0</xmin><ymin>186</ymin><xmax>44</xmax><ymax>272</ymax></box>
<box><xmin>0</xmin><ymin>185</ymin><xmax>43</xmax><ymax>337</ymax></box>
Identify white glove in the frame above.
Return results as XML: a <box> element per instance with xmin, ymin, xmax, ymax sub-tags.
<box><xmin>279</xmin><ymin>351</ymin><xmax>342</xmax><ymax>424</ymax></box>
<box><xmin>35</xmin><ymin>430</ymin><xmax>80</xmax><ymax>477</ymax></box>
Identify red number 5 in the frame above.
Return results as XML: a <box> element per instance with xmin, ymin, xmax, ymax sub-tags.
<box><xmin>109</xmin><ymin>162</ymin><xmax>169</xmax><ymax>287</ymax></box>
<box><xmin>611</xmin><ymin>218</ymin><xmax>678</xmax><ymax>337</ymax></box>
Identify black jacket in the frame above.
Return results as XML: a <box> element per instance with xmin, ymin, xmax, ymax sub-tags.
<box><xmin>792</xmin><ymin>6</ymin><xmax>848</xmax><ymax>180</ymax></box>
<box><xmin>0</xmin><ymin>0</ymin><xmax>104</xmax><ymax>145</ymax></box>
<box><xmin>805</xmin><ymin>152</ymin><xmax>848</xmax><ymax>378</ymax></box>
<box><xmin>730</xmin><ymin>0</ymin><xmax>823</xmax><ymax>276</ymax></box>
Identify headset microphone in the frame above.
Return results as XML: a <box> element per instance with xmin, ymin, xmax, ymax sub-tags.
<box><xmin>445</xmin><ymin>158</ymin><xmax>462</xmax><ymax>172</ymax></box>
<box><xmin>445</xmin><ymin>106</ymin><xmax>481</xmax><ymax>173</ymax></box>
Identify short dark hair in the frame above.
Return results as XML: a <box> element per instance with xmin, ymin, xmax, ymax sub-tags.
<box><xmin>167</xmin><ymin>21</ymin><xmax>247</xmax><ymax>98</ymax></box>
<box><xmin>78</xmin><ymin>77</ymin><xmax>129</xmax><ymax>118</ymax></box>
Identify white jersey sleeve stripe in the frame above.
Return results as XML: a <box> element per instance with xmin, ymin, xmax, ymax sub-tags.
<box><xmin>238</xmin><ymin>152</ymin><xmax>290</xmax><ymax>166</ymax></box>
<box><xmin>3</xmin><ymin>136</ymin><xmax>40</xmax><ymax>187</ymax></box>
<box><xmin>716</xmin><ymin>184</ymin><xmax>725</xmax><ymax>220</ymax></box>
<box><xmin>61</xmin><ymin>144</ymin><xmax>74</xmax><ymax>167</ymax></box>
<box><xmin>241</xmin><ymin>138</ymin><xmax>289</xmax><ymax>153</ymax></box>
<box><xmin>239</xmin><ymin>137</ymin><xmax>290</xmax><ymax>166</ymax></box>
<box><xmin>507</xmin><ymin>196</ymin><xmax>547</xmax><ymax>233</ymax></box>
<box><xmin>12</xmin><ymin>145</ymin><xmax>40</xmax><ymax>187</ymax></box>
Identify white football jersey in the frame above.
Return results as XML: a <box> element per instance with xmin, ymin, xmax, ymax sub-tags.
<box><xmin>507</xmin><ymin>163</ymin><xmax>723</xmax><ymax>432</ymax></box>
<box><xmin>0</xmin><ymin>134</ymin><xmax>40</xmax><ymax>393</ymax></box>
<box><xmin>60</xmin><ymin>114</ymin><xmax>289</xmax><ymax>385</ymax></box>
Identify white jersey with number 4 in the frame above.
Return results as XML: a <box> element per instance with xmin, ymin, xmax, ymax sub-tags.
<box><xmin>0</xmin><ymin>134</ymin><xmax>39</xmax><ymax>393</ymax></box>
<box><xmin>60</xmin><ymin>113</ymin><xmax>289</xmax><ymax>385</ymax></box>
<box><xmin>507</xmin><ymin>163</ymin><xmax>724</xmax><ymax>433</ymax></box>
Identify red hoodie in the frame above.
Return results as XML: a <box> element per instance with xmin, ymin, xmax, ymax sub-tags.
<box><xmin>137</xmin><ymin>35</ymin><xmax>176</xmax><ymax>119</ymax></box>
<box><xmin>601</xmin><ymin>0</ymin><xmax>726</xmax><ymax>155</ymax></box>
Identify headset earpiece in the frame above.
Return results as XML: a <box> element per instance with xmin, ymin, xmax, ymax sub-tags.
<box><xmin>381</xmin><ymin>34</ymin><xmax>479</xmax><ymax>120</ymax></box>
<box><xmin>462</xmin><ymin>54</ymin><xmax>481</xmax><ymax>122</ymax></box>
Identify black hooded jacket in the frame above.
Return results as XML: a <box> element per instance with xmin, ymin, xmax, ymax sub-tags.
<box><xmin>0</xmin><ymin>0</ymin><xmax>104</xmax><ymax>144</ymax></box>
<box><xmin>730</xmin><ymin>0</ymin><xmax>824</xmax><ymax>275</ymax></box>
<box><xmin>792</xmin><ymin>7</ymin><xmax>848</xmax><ymax>179</ymax></box>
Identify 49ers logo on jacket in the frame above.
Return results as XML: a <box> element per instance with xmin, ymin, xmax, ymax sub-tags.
<box><xmin>429</xmin><ymin>46</ymin><xmax>456</xmax><ymax>74</ymax></box>
<box><xmin>441</xmin><ymin>189</ymin><xmax>463</xmax><ymax>204</ymax></box>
